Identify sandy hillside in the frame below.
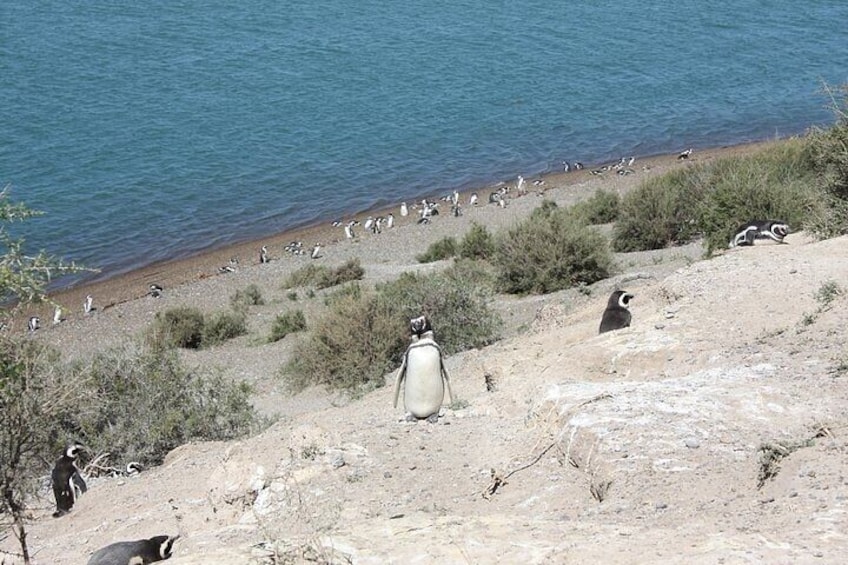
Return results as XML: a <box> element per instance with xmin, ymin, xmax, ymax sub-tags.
<box><xmin>4</xmin><ymin>144</ymin><xmax>848</xmax><ymax>564</ymax></box>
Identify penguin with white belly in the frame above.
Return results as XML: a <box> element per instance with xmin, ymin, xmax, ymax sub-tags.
<box><xmin>393</xmin><ymin>315</ymin><xmax>454</xmax><ymax>423</ymax></box>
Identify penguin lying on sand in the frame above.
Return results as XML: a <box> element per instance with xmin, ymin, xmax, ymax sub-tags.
<box><xmin>52</xmin><ymin>442</ymin><xmax>88</xmax><ymax>517</ymax></box>
<box><xmin>87</xmin><ymin>535</ymin><xmax>179</xmax><ymax>565</ymax></box>
<box><xmin>729</xmin><ymin>220</ymin><xmax>790</xmax><ymax>248</ymax></box>
<box><xmin>393</xmin><ymin>316</ymin><xmax>455</xmax><ymax>422</ymax></box>
<box><xmin>599</xmin><ymin>290</ymin><xmax>634</xmax><ymax>334</ymax></box>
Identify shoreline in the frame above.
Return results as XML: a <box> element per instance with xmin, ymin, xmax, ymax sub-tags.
<box><xmin>40</xmin><ymin>138</ymin><xmax>779</xmax><ymax>321</ymax></box>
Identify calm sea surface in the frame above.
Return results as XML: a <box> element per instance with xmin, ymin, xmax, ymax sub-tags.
<box><xmin>2</xmin><ymin>1</ymin><xmax>847</xmax><ymax>285</ymax></box>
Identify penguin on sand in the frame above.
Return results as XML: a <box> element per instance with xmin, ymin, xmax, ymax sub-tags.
<box><xmin>52</xmin><ymin>442</ymin><xmax>88</xmax><ymax>517</ymax></box>
<box><xmin>393</xmin><ymin>315</ymin><xmax>455</xmax><ymax>423</ymax></box>
<box><xmin>87</xmin><ymin>535</ymin><xmax>180</xmax><ymax>565</ymax></box>
<box><xmin>599</xmin><ymin>290</ymin><xmax>634</xmax><ymax>334</ymax></box>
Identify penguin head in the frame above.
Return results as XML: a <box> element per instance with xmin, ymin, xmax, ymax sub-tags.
<box><xmin>65</xmin><ymin>442</ymin><xmax>86</xmax><ymax>459</ymax></box>
<box><xmin>409</xmin><ymin>315</ymin><xmax>432</xmax><ymax>337</ymax></box>
<box><xmin>152</xmin><ymin>535</ymin><xmax>179</xmax><ymax>559</ymax></box>
<box><xmin>609</xmin><ymin>290</ymin><xmax>634</xmax><ymax>309</ymax></box>
<box><xmin>771</xmin><ymin>222</ymin><xmax>790</xmax><ymax>239</ymax></box>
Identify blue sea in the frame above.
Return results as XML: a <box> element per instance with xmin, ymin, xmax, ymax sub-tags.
<box><xmin>2</xmin><ymin>1</ymin><xmax>846</xmax><ymax>286</ymax></box>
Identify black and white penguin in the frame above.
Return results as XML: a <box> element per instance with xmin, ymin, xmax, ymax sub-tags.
<box><xmin>386</xmin><ymin>213</ymin><xmax>395</xmax><ymax>229</ymax></box>
<box><xmin>52</xmin><ymin>306</ymin><xmax>64</xmax><ymax>325</ymax></box>
<box><xmin>729</xmin><ymin>220</ymin><xmax>790</xmax><ymax>248</ymax></box>
<box><xmin>87</xmin><ymin>535</ymin><xmax>179</xmax><ymax>565</ymax></box>
<box><xmin>52</xmin><ymin>442</ymin><xmax>88</xmax><ymax>518</ymax></box>
<box><xmin>677</xmin><ymin>148</ymin><xmax>693</xmax><ymax>160</ymax></box>
<box><xmin>149</xmin><ymin>284</ymin><xmax>164</xmax><ymax>298</ymax></box>
<box><xmin>393</xmin><ymin>316</ymin><xmax>455</xmax><ymax>422</ymax></box>
<box><xmin>259</xmin><ymin>245</ymin><xmax>270</xmax><ymax>264</ymax></box>
<box><xmin>469</xmin><ymin>192</ymin><xmax>479</xmax><ymax>206</ymax></box>
<box><xmin>311</xmin><ymin>243</ymin><xmax>322</xmax><ymax>259</ymax></box>
<box><xmin>84</xmin><ymin>295</ymin><xmax>94</xmax><ymax>315</ymax></box>
<box><xmin>599</xmin><ymin>290</ymin><xmax>634</xmax><ymax>334</ymax></box>
<box><xmin>400</xmin><ymin>202</ymin><xmax>409</xmax><ymax>217</ymax></box>
<box><xmin>28</xmin><ymin>316</ymin><xmax>40</xmax><ymax>332</ymax></box>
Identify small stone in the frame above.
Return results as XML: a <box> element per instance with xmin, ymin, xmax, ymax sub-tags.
<box><xmin>383</xmin><ymin>471</ymin><xmax>392</xmax><ymax>479</ymax></box>
<box><xmin>331</xmin><ymin>454</ymin><xmax>346</xmax><ymax>469</ymax></box>
<box><xmin>684</xmin><ymin>437</ymin><xmax>701</xmax><ymax>449</ymax></box>
<box><xmin>655</xmin><ymin>502</ymin><xmax>668</xmax><ymax>510</ymax></box>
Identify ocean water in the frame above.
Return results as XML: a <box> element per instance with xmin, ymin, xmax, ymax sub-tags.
<box><xmin>2</xmin><ymin>1</ymin><xmax>846</xmax><ymax>286</ymax></box>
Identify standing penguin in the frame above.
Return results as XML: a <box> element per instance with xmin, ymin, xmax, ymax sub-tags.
<box><xmin>599</xmin><ymin>290</ymin><xmax>634</xmax><ymax>334</ymax></box>
<box><xmin>393</xmin><ymin>316</ymin><xmax>455</xmax><ymax>422</ymax></box>
<box><xmin>87</xmin><ymin>535</ymin><xmax>179</xmax><ymax>565</ymax></box>
<box><xmin>52</xmin><ymin>442</ymin><xmax>88</xmax><ymax>517</ymax></box>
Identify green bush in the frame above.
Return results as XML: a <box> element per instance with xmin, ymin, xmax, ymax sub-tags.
<box><xmin>283</xmin><ymin>263</ymin><xmax>329</xmax><ymax>288</ymax></box>
<box><xmin>697</xmin><ymin>139</ymin><xmax>821</xmax><ymax>254</ymax></box>
<box><xmin>282</xmin><ymin>259</ymin><xmax>365</xmax><ymax>290</ymax></box>
<box><xmin>316</xmin><ymin>258</ymin><xmax>365</xmax><ymax>289</ymax></box>
<box><xmin>494</xmin><ymin>205</ymin><xmax>613</xmax><ymax>294</ymax></box>
<box><xmin>571</xmin><ymin>189</ymin><xmax>621</xmax><ymax>224</ymax></box>
<box><xmin>269</xmin><ymin>310</ymin><xmax>307</xmax><ymax>342</ymax></box>
<box><xmin>612</xmin><ymin>168</ymin><xmax>706</xmax><ymax>252</ymax></box>
<box><xmin>416</xmin><ymin>236</ymin><xmax>458</xmax><ymax>263</ymax></box>
<box><xmin>231</xmin><ymin>284</ymin><xmax>265</xmax><ymax>309</ymax></box>
<box><xmin>149</xmin><ymin>306</ymin><xmax>205</xmax><ymax>349</ymax></box>
<box><xmin>459</xmin><ymin>222</ymin><xmax>495</xmax><ymax>260</ymax></box>
<box><xmin>203</xmin><ymin>309</ymin><xmax>248</xmax><ymax>346</ymax></box>
<box><xmin>282</xmin><ymin>261</ymin><xmax>500</xmax><ymax>393</ymax></box>
<box><xmin>807</xmin><ymin>84</ymin><xmax>848</xmax><ymax>237</ymax></box>
<box><xmin>69</xmin><ymin>342</ymin><xmax>262</xmax><ymax>466</ymax></box>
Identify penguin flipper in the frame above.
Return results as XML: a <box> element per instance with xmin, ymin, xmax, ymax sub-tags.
<box><xmin>72</xmin><ymin>471</ymin><xmax>88</xmax><ymax>494</ymax></box>
<box><xmin>393</xmin><ymin>354</ymin><xmax>408</xmax><ymax>409</ymax></box>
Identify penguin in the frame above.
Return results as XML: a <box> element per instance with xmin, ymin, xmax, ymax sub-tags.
<box><xmin>400</xmin><ymin>202</ymin><xmax>409</xmax><ymax>217</ymax></box>
<box><xmin>677</xmin><ymin>148</ymin><xmax>693</xmax><ymax>160</ymax></box>
<box><xmin>84</xmin><ymin>295</ymin><xmax>94</xmax><ymax>314</ymax></box>
<box><xmin>598</xmin><ymin>290</ymin><xmax>634</xmax><ymax>334</ymax></box>
<box><xmin>393</xmin><ymin>316</ymin><xmax>455</xmax><ymax>422</ymax></box>
<box><xmin>469</xmin><ymin>192</ymin><xmax>479</xmax><ymax>206</ymax></box>
<box><xmin>344</xmin><ymin>221</ymin><xmax>355</xmax><ymax>239</ymax></box>
<box><xmin>53</xmin><ymin>306</ymin><xmax>63</xmax><ymax>325</ymax></box>
<box><xmin>149</xmin><ymin>284</ymin><xmax>164</xmax><ymax>298</ymax></box>
<box><xmin>87</xmin><ymin>535</ymin><xmax>179</xmax><ymax>565</ymax></box>
<box><xmin>311</xmin><ymin>243</ymin><xmax>322</xmax><ymax>259</ymax></box>
<box><xmin>729</xmin><ymin>220</ymin><xmax>790</xmax><ymax>247</ymax></box>
<box><xmin>385</xmin><ymin>213</ymin><xmax>395</xmax><ymax>229</ymax></box>
<box><xmin>259</xmin><ymin>245</ymin><xmax>270</xmax><ymax>264</ymax></box>
<box><xmin>516</xmin><ymin>176</ymin><xmax>526</xmax><ymax>195</ymax></box>
<box><xmin>52</xmin><ymin>442</ymin><xmax>87</xmax><ymax>517</ymax></box>
<box><xmin>28</xmin><ymin>316</ymin><xmax>40</xmax><ymax>332</ymax></box>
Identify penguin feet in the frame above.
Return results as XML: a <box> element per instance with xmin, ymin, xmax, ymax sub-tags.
<box><xmin>52</xmin><ymin>509</ymin><xmax>69</xmax><ymax>518</ymax></box>
<box><xmin>426</xmin><ymin>413</ymin><xmax>439</xmax><ymax>424</ymax></box>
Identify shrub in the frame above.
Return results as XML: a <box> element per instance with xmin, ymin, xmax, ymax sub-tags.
<box><xmin>316</xmin><ymin>258</ymin><xmax>365</xmax><ymax>289</ymax></box>
<box><xmin>806</xmin><ymin>83</ymin><xmax>848</xmax><ymax>237</ymax></box>
<box><xmin>416</xmin><ymin>236</ymin><xmax>458</xmax><ymax>263</ymax></box>
<box><xmin>231</xmin><ymin>284</ymin><xmax>265</xmax><ymax>309</ymax></box>
<box><xmin>269</xmin><ymin>310</ymin><xmax>307</xmax><ymax>342</ymax></box>
<box><xmin>149</xmin><ymin>306</ymin><xmax>205</xmax><ymax>349</ymax></box>
<box><xmin>282</xmin><ymin>261</ymin><xmax>500</xmax><ymax>393</ymax></box>
<box><xmin>69</xmin><ymin>341</ymin><xmax>261</xmax><ymax>466</ymax></box>
<box><xmin>203</xmin><ymin>309</ymin><xmax>248</xmax><ymax>346</ymax></box>
<box><xmin>459</xmin><ymin>222</ymin><xmax>495</xmax><ymax>260</ymax></box>
<box><xmin>697</xmin><ymin>139</ymin><xmax>820</xmax><ymax>254</ymax></box>
<box><xmin>612</xmin><ymin>167</ymin><xmax>706</xmax><ymax>252</ymax></box>
<box><xmin>494</xmin><ymin>205</ymin><xmax>613</xmax><ymax>294</ymax></box>
<box><xmin>283</xmin><ymin>264</ymin><xmax>329</xmax><ymax>288</ymax></box>
<box><xmin>571</xmin><ymin>189</ymin><xmax>621</xmax><ymax>224</ymax></box>
<box><xmin>282</xmin><ymin>259</ymin><xmax>365</xmax><ymax>290</ymax></box>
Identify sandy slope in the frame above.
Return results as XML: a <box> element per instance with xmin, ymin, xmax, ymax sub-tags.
<box><xmin>5</xmin><ymin>142</ymin><xmax>848</xmax><ymax>564</ymax></box>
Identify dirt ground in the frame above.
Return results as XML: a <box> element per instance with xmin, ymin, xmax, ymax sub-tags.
<box><xmin>4</xmin><ymin>143</ymin><xmax>848</xmax><ymax>564</ymax></box>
